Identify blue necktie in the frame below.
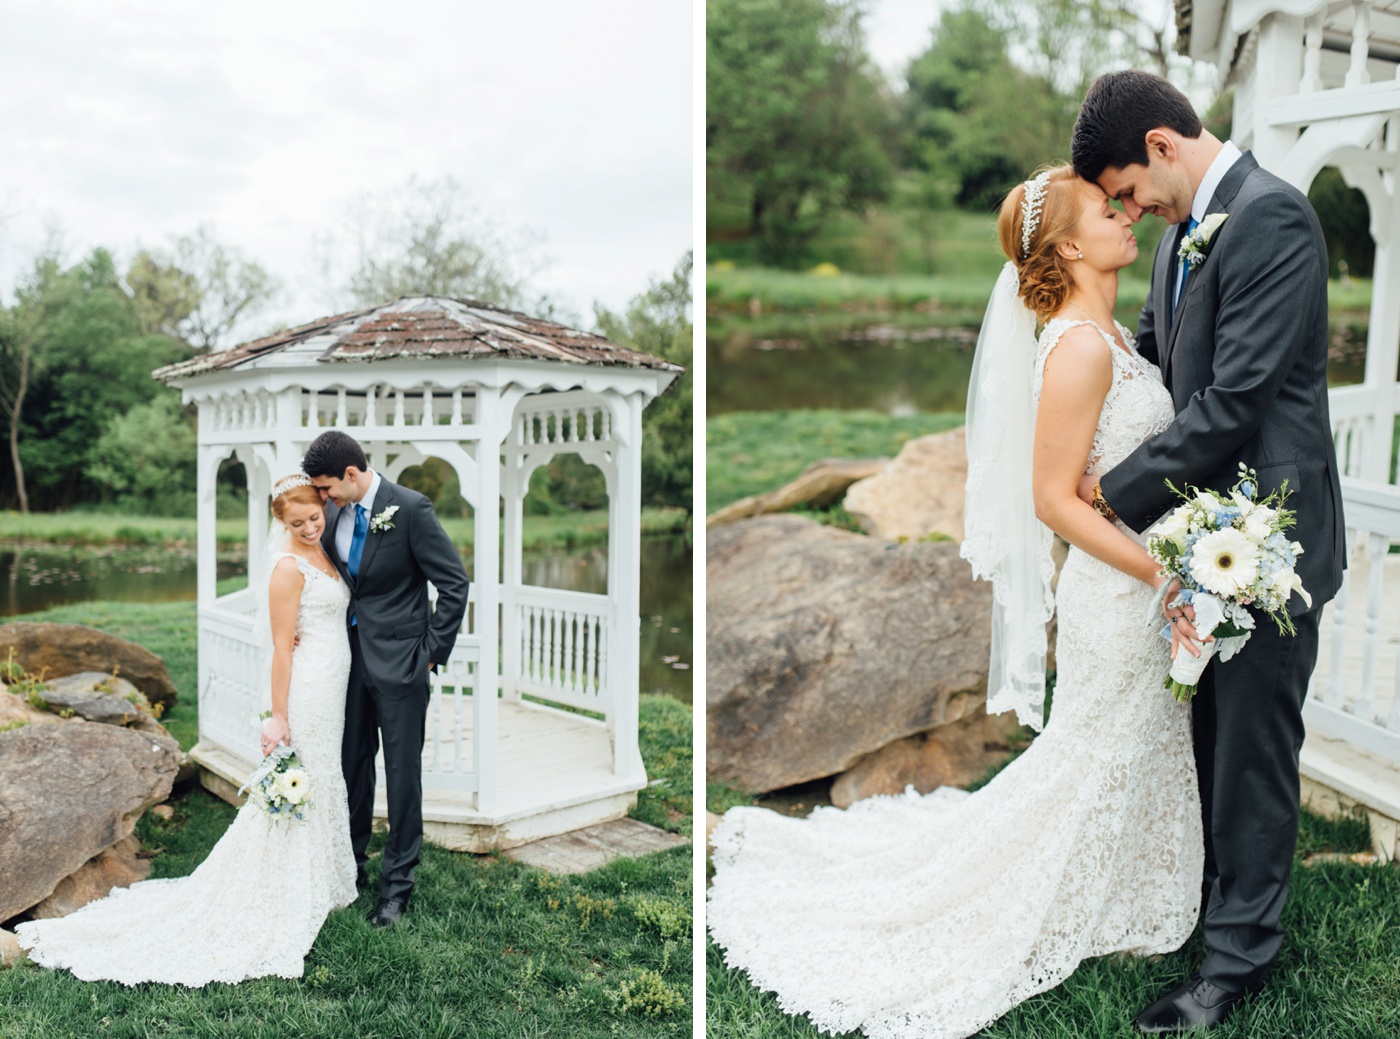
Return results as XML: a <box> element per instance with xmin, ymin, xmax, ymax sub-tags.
<box><xmin>1173</xmin><ymin>216</ymin><xmax>1200</xmax><ymax>316</ymax></box>
<box><xmin>347</xmin><ymin>505</ymin><xmax>367</xmax><ymax>627</ymax></box>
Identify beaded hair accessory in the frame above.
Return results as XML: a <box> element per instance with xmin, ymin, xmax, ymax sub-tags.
<box><xmin>1020</xmin><ymin>171</ymin><xmax>1051</xmax><ymax>258</ymax></box>
<box><xmin>272</xmin><ymin>474</ymin><xmax>314</xmax><ymax>500</ymax></box>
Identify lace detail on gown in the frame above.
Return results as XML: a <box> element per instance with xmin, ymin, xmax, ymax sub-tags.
<box><xmin>707</xmin><ymin>319</ymin><xmax>1203</xmax><ymax>1039</ymax></box>
<box><xmin>16</xmin><ymin>551</ymin><xmax>357</xmax><ymax>987</ymax></box>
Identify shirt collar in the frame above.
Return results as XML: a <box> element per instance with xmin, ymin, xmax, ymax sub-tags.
<box><xmin>355</xmin><ymin>471</ymin><xmax>382</xmax><ymax>516</ymax></box>
<box><xmin>1191</xmin><ymin>139</ymin><xmax>1242</xmax><ymax>224</ymax></box>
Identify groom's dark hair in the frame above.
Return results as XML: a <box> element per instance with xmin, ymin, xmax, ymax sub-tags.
<box><xmin>1071</xmin><ymin>70</ymin><xmax>1204</xmax><ymax>182</ymax></box>
<box><xmin>302</xmin><ymin>430</ymin><xmax>368</xmax><ymax>479</ymax></box>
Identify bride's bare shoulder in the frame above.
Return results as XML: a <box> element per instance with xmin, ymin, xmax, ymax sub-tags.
<box><xmin>1039</xmin><ymin>321</ymin><xmax>1112</xmax><ymax>374</ymax></box>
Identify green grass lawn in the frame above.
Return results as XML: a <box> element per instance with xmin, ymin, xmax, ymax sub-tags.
<box><xmin>0</xmin><ymin>508</ymin><xmax>691</xmax><ymax>554</ymax></box>
<box><xmin>0</xmin><ymin>601</ymin><xmax>693</xmax><ymax>1037</ymax></box>
<box><xmin>706</xmin><ymin>409</ymin><xmax>965</xmax><ymax>514</ymax></box>
<box><xmin>706</xmin><ymin>767</ymin><xmax>1398</xmax><ymax>1039</ymax></box>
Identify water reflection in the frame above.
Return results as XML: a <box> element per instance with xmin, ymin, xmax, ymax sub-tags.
<box><xmin>0</xmin><ymin>534</ymin><xmax>693</xmax><ymax>703</ymax></box>
<box><xmin>709</xmin><ymin>315</ymin><xmax>1371</xmax><ymax>416</ymax></box>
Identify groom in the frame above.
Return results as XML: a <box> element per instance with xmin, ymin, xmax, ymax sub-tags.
<box><xmin>1071</xmin><ymin>71</ymin><xmax>1345</xmax><ymax>1032</ymax></box>
<box><xmin>302</xmin><ymin>430</ymin><xmax>470</xmax><ymax>928</ymax></box>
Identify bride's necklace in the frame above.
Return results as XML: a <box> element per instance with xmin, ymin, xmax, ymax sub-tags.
<box><xmin>1064</xmin><ymin>302</ymin><xmax>1125</xmax><ymax>351</ymax></box>
<box><xmin>289</xmin><ymin>544</ymin><xmax>339</xmax><ymax>580</ymax></box>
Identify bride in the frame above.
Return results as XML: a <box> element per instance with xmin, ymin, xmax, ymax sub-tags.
<box><xmin>16</xmin><ymin>475</ymin><xmax>357</xmax><ymax>986</ymax></box>
<box><xmin>708</xmin><ymin>165</ymin><xmax>1204</xmax><ymax>1039</ymax></box>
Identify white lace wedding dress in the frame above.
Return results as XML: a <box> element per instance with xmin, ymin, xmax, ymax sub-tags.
<box><xmin>708</xmin><ymin>319</ymin><xmax>1204</xmax><ymax>1039</ymax></box>
<box><xmin>17</xmin><ymin>551</ymin><xmax>358</xmax><ymax>987</ymax></box>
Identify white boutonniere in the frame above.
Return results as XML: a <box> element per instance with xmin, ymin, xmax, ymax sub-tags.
<box><xmin>1178</xmin><ymin>212</ymin><xmax>1229</xmax><ymax>269</ymax></box>
<box><xmin>370</xmin><ymin>505</ymin><xmax>399</xmax><ymax>533</ymax></box>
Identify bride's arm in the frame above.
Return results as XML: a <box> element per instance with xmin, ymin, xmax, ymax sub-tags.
<box><xmin>262</xmin><ymin>558</ymin><xmax>304</xmax><ymax>753</ymax></box>
<box><xmin>1032</xmin><ymin>326</ymin><xmax>1161</xmax><ymax>589</ymax></box>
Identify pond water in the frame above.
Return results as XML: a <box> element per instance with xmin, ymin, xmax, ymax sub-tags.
<box><xmin>708</xmin><ymin>316</ymin><xmax>1370</xmax><ymax>415</ymax></box>
<box><xmin>0</xmin><ymin>533</ymin><xmax>694</xmax><ymax>703</ymax></box>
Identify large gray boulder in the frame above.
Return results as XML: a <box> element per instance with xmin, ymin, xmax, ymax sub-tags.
<box><xmin>829</xmin><ymin>706</ymin><xmax>1025</xmax><ymax>808</ymax></box>
<box><xmin>39</xmin><ymin>672</ymin><xmax>148</xmax><ymax>726</ymax></box>
<box><xmin>0</xmin><ymin>722</ymin><xmax>181</xmax><ymax>921</ymax></box>
<box><xmin>707</xmin><ymin>514</ymin><xmax>993</xmax><ymax>793</ymax></box>
<box><xmin>0</xmin><ymin>623</ymin><xmax>178</xmax><ymax>710</ymax></box>
<box><xmin>843</xmin><ymin>427</ymin><xmax>967</xmax><ymax>542</ymax></box>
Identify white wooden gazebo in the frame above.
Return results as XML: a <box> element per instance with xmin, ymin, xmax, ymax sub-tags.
<box><xmin>1180</xmin><ymin>0</ymin><xmax>1400</xmax><ymax>858</ymax></box>
<box><xmin>154</xmin><ymin>296</ymin><xmax>681</xmax><ymax>851</ymax></box>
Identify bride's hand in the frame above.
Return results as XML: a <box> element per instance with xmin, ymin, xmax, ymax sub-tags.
<box><xmin>260</xmin><ymin>715</ymin><xmax>291</xmax><ymax>756</ymax></box>
<box><xmin>1157</xmin><ymin>576</ymin><xmax>1208</xmax><ymax>659</ymax></box>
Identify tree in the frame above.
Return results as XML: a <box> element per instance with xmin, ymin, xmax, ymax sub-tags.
<box><xmin>903</xmin><ymin>6</ymin><xmax>1077</xmax><ymax>210</ymax></box>
<box><xmin>14</xmin><ymin>249</ymin><xmax>188</xmax><ymax>509</ymax></box>
<box><xmin>319</xmin><ymin>175</ymin><xmax>549</xmax><ymax>310</ymax></box>
<box><xmin>0</xmin><ymin>243</ymin><xmax>66</xmax><ymax>512</ymax></box>
<box><xmin>594</xmin><ymin>253</ymin><xmax>693</xmax><ymax>510</ymax></box>
<box><xmin>707</xmin><ymin>0</ymin><xmax>895</xmax><ymax>265</ymax></box>
<box><xmin>86</xmin><ymin>393</ymin><xmax>196</xmax><ymax>515</ymax></box>
<box><xmin>127</xmin><ymin>226</ymin><xmax>280</xmax><ymax>352</ymax></box>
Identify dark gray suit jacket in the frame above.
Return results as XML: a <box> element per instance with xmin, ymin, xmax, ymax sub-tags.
<box><xmin>1100</xmin><ymin>151</ymin><xmax>1345</xmax><ymax>615</ymax></box>
<box><xmin>321</xmin><ymin>478</ymin><xmax>470</xmax><ymax>697</ymax></box>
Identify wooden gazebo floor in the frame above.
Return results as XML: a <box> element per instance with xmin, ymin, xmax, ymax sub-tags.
<box><xmin>372</xmin><ymin>699</ymin><xmax>643</xmax><ymax>853</ymax></box>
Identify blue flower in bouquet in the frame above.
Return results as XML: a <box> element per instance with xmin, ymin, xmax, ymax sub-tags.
<box><xmin>1239</xmin><ymin>479</ymin><xmax>1256</xmax><ymax>499</ymax></box>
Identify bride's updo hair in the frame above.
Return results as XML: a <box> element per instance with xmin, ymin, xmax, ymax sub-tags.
<box><xmin>997</xmin><ymin>164</ymin><xmax>1084</xmax><ymax>322</ymax></box>
<box><xmin>271</xmin><ymin>474</ymin><xmax>322</xmax><ymax>523</ymax></box>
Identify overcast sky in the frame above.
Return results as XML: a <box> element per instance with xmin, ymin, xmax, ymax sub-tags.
<box><xmin>0</xmin><ymin>0</ymin><xmax>692</xmax><ymax>341</ymax></box>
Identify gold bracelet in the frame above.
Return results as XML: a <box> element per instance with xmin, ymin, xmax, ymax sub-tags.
<box><xmin>1091</xmin><ymin>481</ymin><xmax>1116</xmax><ymax>521</ymax></box>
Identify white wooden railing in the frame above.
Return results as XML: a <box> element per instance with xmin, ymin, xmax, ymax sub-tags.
<box><xmin>1305</xmin><ymin>475</ymin><xmax>1400</xmax><ymax>762</ymax></box>
<box><xmin>513</xmin><ymin>586</ymin><xmax>611</xmax><ymax>716</ymax></box>
<box><xmin>197</xmin><ymin>590</ymin><xmax>485</xmax><ymax>794</ymax></box>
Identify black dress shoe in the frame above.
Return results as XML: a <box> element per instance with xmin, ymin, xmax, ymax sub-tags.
<box><xmin>1136</xmin><ymin>974</ymin><xmax>1249</xmax><ymax>1033</ymax></box>
<box><xmin>369</xmin><ymin>898</ymin><xmax>406</xmax><ymax>928</ymax></box>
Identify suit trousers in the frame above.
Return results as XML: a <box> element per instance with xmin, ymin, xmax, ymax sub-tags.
<box><xmin>343</xmin><ymin>625</ymin><xmax>428</xmax><ymax>903</ymax></box>
<box><xmin>1192</xmin><ymin>606</ymin><xmax>1322</xmax><ymax>991</ymax></box>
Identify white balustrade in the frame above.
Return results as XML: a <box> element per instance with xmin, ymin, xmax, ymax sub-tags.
<box><xmin>1348</xmin><ymin>0</ymin><xmax>1373</xmax><ymax>88</ymax></box>
<box><xmin>514</xmin><ymin>587</ymin><xmax>610</xmax><ymax>715</ymax></box>
<box><xmin>1307</xmin><ymin>477</ymin><xmax>1400</xmax><ymax>763</ymax></box>
<box><xmin>198</xmin><ymin>596</ymin><xmax>485</xmax><ymax>797</ymax></box>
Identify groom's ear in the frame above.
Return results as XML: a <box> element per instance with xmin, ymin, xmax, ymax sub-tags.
<box><xmin>1144</xmin><ymin>128</ymin><xmax>1178</xmax><ymax>166</ymax></box>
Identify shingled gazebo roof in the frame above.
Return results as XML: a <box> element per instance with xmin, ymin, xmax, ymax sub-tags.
<box><xmin>154</xmin><ymin>295</ymin><xmax>681</xmax><ymax>383</ymax></box>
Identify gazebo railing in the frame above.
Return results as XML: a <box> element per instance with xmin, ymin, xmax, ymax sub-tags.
<box><xmin>197</xmin><ymin>594</ymin><xmax>486</xmax><ymax>796</ymax></box>
<box><xmin>1305</xmin><ymin>476</ymin><xmax>1400</xmax><ymax>766</ymax></box>
<box><xmin>513</xmin><ymin>585</ymin><xmax>611</xmax><ymax>717</ymax></box>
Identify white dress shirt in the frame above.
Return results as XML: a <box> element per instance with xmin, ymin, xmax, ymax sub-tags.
<box><xmin>335</xmin><ymin>470</ymin><xmax>381</xmax><ymax>564</ymax></box>
<box><xmin>1175</xmin><ymin>139</ymin><xmax>1243</xmax><ymax>309</ymax></box>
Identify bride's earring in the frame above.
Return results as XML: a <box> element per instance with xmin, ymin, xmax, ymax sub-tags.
<box><xmin>1076</xmin><ymin>250</ymin><xmax>1084</xmax><ymax>259</ymax></box>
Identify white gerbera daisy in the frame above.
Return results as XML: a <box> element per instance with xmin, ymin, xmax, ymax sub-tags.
<box><xmin>277</xmin><ymin>768</ymin><xmax>311</xmax><ymax>804</ymax></box>
<box><xmin>1190</xmin><ymin>527</ymin><xmax>1260</xmax><ymax>597</ymax></box>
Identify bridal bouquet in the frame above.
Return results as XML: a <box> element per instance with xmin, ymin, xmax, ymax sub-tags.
<box><xmin>238</xmin><ymin>742</ymin><xmax>314</xmax><ymax>823</ymax></box>
<box><xmin>1146</xmin><ymin>462</ymin><xmax>1311</xmax><ymax>701</ymax></box>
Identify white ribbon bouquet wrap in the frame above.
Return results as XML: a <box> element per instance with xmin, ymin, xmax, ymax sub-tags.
<box><xmin>1146</xmin><ymin>463</ymin><xmax>1311</xmax><ymax>701</ymax></box>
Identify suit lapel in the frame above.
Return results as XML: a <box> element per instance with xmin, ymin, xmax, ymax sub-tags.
<box><xmin>321</xmin><ymin>501</ymin><xmax>353</xmax><ymax>588</ymax></box>
<box><xmin>1162</xmin><ymin>150</ymin><xmax>1259</xmax><ymax>381</ymax></box>
<box><xmin>1156</xmin><ymin>223</ymin><xmax>1182</xmax><ymax>356</ymax></box>
<box><xmin>354</xmin><ymin>480</ymin><xmax>393</xmax><ymax>583</ymax></box>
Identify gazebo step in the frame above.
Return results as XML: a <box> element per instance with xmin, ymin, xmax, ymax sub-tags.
<box><xmin>1301</xmin><ymin>730</ymin><xmax>1400</xmax><ymax>863</ymax></box>
<box><xmin>503</xmin><ymin>818</ymin><xmax>689</xmax><ymax>873</ymax></box>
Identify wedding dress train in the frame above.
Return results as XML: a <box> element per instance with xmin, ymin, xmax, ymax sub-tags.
<box><xmin>17</xmin><ymin>552</ymin><xmax>357</xmax><ymax>986</ymax></box>
<box><xmin>708</xmin><ymin>319</ymin><xmax>1204</xmax><ymax>1039</ymax></box>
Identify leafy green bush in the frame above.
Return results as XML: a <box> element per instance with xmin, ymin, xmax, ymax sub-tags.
<box><xmin>86</xmin><ymin>393</ymin><xmax>196</xmax><ymax>516</ymax></box>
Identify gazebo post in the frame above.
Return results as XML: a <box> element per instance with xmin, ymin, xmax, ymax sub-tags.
<box><xmin>473</xmin><ymin>389</ymin><xmax>505</xmax><ymax>813</ymax></box>
<box><xmin>195</xmin><ymin>444</ymin><xmax>219</xmax><ymax>608</ymax></box>
<box><xmin>606</xmin><ymin>390</ymin><xmax>646</xmax><ymax>781</ymax></box>
<box><xmin>1363</xmin><ymin>182</ymin><xmax>1400</xmax><ymax>482</ymax></box>
<box><xmin>500</xmin><ymin>444</ymin><xmax>524</xmax><ymax>704</ymax></box>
